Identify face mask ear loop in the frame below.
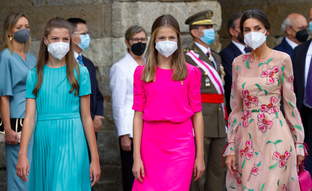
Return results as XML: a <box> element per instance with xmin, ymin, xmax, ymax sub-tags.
<box><xmin>44</xmin><ymin>36</ymin><xmax>50</xmax><ymax>47</ymax></box>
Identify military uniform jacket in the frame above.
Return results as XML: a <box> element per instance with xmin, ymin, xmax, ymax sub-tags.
<box><xmin>184</xmin><ymin>43</ymin><xmax>226</xmax><ymax>138</ymax></box>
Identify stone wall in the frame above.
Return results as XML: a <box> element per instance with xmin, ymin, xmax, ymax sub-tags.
<box><xmin>0</xmin><ymin>0</ymin><xmax>221</xmax><ymax>190</ymax></box>
<box><xmin>218</xmin><ymin>0</ymin><xmax>312</xmax><ymax>50</ymax></box>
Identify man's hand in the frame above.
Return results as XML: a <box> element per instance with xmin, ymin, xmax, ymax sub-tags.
<box><xmin>93</xmin><ymin>115</ymin><xmax>103</xmax><ymax>132</ymax></box>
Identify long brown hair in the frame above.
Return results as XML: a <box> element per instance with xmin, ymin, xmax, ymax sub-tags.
<box><xmin>32</xmin><ymin>17</ymin><xmax>80</xmax><ymax>97</ymax></box>
<box><xmin>142</xmin><ymin>14</ymin><xmax>187</xmax><ymax>82</ymax></box>
<box><xmin>2</xmin><ymin>13</ymin><xmax>31</xmax><ymax>54</ymax></box>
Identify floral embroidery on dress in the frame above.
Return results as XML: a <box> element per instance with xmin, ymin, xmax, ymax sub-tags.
<box><xmin>247</xmin><ymin>164</ymin><xmax>259</xmax><ymax>181</ymax></box>
<box><xmin>240</xmin><ymin>140</ymin><xmax>254</xmax><ymax>160</ymax></box>
<box><xmin>257</xmin><ymin>113</ymin><xmax>273</xmax><ymax>132</ymax></box>
<box><xmin>242</xmin><ymin>110</ymin><xmax>252</xmax><ymax>127</ymax></box>
<box><xmin>243</xmin><ymin>90</ymin><xmax>259</xmax><ymax>109</ymax></box>
<box><xmin>289</xmin><ymin>75</ymin><xmax>294</xmax><ymax>92</ymax></box>
<box><xmin>282</xmin><ymin>184</ymin><xmax>290</xmax><ymax>191</ymax></box>
<box><xmin>272</xmin><ymin>151</ymin><xmax>291</xmax><ymax>168</ymax></box>
<box><xmin>261</xmin><ymin>96</ymin><xmax>279</xmax><ymax>114</ymax></box>
<box><xmin>260</xmin><ymin>65</ymin><xmax>279</xmax><ymax>85</ymax></box>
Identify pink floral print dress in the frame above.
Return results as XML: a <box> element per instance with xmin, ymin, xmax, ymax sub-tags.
<box><xmin>223</xmin><ymin>50</ymin><xmax>306</xmax><ymax>191</ymax></box>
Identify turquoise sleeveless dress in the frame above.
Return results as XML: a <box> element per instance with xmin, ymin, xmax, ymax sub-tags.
<box><xmin>26</xmin><ymin>64</ymin><xmax>91</xmax><ymax>191</ymax></box>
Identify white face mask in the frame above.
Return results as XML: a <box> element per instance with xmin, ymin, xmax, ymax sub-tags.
<box><xmin>45</xmin><ymin>38</ymin><xmax>70</xmax><ymax>60</ymax></box>
<box><xmin>244</xmin><ymin>30</ymin><xmax>267</xmax><ymax>50</ymax></box>
<box><xmin>155</xmin><ymin>40</ymin><xmax>178</xmax><ymax>58</ymax></box>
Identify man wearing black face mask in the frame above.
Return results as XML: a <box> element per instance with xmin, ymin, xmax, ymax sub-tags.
<box><xmin>219</xmin><ymin>13</ymin><xmax>251</xmax><ymax>115</ymax></box>
<box><xmin>110</xmin><ymin>25</ymin><xmax>147</xmax><ymax>191</ymax></box>
<box><xmin>274</xmin><ymin>13</ymin><xmax>308</xmax><ymax>58</ymax></box>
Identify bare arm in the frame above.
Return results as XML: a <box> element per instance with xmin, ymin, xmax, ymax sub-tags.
<box><xmin>80</xmin><ymin>95</ymin><xmax>101</xmax><ymax>186</ymax></box>
<box><xmin>16</xmin><ymin>98</ymin><xmax>36</xmax><ymax>181</ymax></box>
<box><xmin>132</xmin><ymin>111</ymin><xmax>144</xmax><ymax>182</ymax></box>
<box><xmin>192</xmin><ymin>111</ymin><xmax>205</xmax><ymax>181</ymax></box>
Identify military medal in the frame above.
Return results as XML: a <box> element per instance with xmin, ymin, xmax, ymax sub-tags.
<box><xmin>220</xmin><ymin>65</ymin><xmax>225</xmax><ymax>84</ymax></box>
<box><xmin>207</xmin><ymin>51</ymin><xmax>213</xmax><ymax>61</ymax></box>
<box><xmin>205</xmin><ymin>77</ymin><xmax>210</xmax><ymax>86</ymax></box>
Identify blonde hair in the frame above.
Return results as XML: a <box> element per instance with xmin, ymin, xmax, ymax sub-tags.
<box><xmin>2</xmin><ymin>13</ymin><xmax>31</xmax><ymax>54</ymax></box>
<box><xmin>32</xmin><ymin>17</ymin><xmax>80</xmax><ymax>97</ymax></box>
<box><xmin>143</xmin><ymin>14</ymin><xmax>187</xmax><ymax>82</ymax></box>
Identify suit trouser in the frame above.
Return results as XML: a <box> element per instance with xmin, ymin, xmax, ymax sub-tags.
<box><xmin>301</xmin><ymin>105</ymin><xmax>312</xmax><ymax>173</ymax></box>
<box><xmin>6</xmin><ymin>135</ymin><xmax>33</xmax><ymax>191</ymax></box>
<box><xmin>190</xmin><ymin>137</ymin><xmax>225</xmax><ymax>191</ymax></box>
<box><xmin>119</xmin><ymin>138</ymin><xmax>134</xmax><ymax>191</ymax></box>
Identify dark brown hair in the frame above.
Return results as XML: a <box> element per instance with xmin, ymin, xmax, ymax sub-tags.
<box><xmin>33</xmin><ymin>17</ymin><xmax>79</xmax><ymax>97</ymax></box>
<box><xmin>227</xmin><ymin>12</ymin><xmax>243</xmax><ymax>37</ymax></box>
<box><xmin>240</xmin><ymin>9</ymin><xmax>270</xmax><ymax>35</ymax></box>
<box><xmin>143</xmin><ymin>14</ymin><xmax>187</xmax><ymax>82</ymax></box>
<box><xmin>2</xmin><ymin>13</ymin><xmax>31</xmax><ymax>54</ymax></box>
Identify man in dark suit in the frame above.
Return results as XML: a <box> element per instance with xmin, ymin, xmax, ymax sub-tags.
<box><xmin>274</xmin><ymin>13</ymin><xmax>308</xmax><ymax>58</ymax></box>
<box><xmin>67</xmin><ymin>18</ymin><xmax>104</xmax><ymax>137</ymax></box>
<box><xmin>219</xmin><ymin>12</ymin><xmax>251</xmax><ymax>115</ymax></box>
<box><xmin>292</xmin><ymin>9</ymin><xmax>312</xmax><ymax>172</ymax></box>
<box><xmin>184</xmin><ymin>10</ymin><xmax>226</xmax><ymax>191</ymax></box>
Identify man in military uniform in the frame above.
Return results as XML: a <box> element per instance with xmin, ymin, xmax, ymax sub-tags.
<box><xmin>184</xmin><ymin>10</ymin><xmax>226</xmax><ymax>191</ymax></box>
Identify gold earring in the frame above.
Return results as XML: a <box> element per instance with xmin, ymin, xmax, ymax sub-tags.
<box><xmin>8</xmin><ymin>35</ymin><xmax>12</xmax><ymax>41</ymax></box>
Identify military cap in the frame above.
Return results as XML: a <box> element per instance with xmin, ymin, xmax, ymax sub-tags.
<box><xmin>185</xmin><ymin>10</ymin><xmax>216</xmax><ymax>26</ymax></box>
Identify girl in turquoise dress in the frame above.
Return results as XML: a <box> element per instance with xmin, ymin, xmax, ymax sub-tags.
<box><xmin>0</xmin><ymin>13</ymin><xmax>35</xmax><ymax>191</ymax></box>
<box><xmin>16</xmin><ymin>17</ymin><xmax>101</xmax><ymax>191</ymax></box>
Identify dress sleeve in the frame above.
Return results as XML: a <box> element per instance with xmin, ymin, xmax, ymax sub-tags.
<box><xmin>132</xmin><ymin>66</ymin><xmax>146</xmax><ymax>112</ymax></box>
<box><xmin>223</xmin><ymin>61</ymin><xmax>243</xmax><ymax>156</ymax></box>
<box><xmin>188</xmin><ymin>66</ymin><xmax>202</xmax><ymax>112</ymax></box>
<box><xmin>78</xmin><ymin>66</ymin><xmax>92</xmax><ymax>97</ymax></box>
<box><xmin>0</xmin><ymin>55</ymin><xmax>13</xmax><ymax>97</ymax></box>
<box><xmin>280</xmin><ymin>55</ymin><xmax>306</xmax><ymax>156</ymax></box>
<box><xmin>26</xmin><ymin>70</ymin><xmax>36</xmax><ymax>99</ymax></box>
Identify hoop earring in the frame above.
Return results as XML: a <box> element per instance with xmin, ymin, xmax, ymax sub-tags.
<box><xmin>8</xmin><ymin>35</ymin><xmax>12</xmax><ymax>41</ymax></box>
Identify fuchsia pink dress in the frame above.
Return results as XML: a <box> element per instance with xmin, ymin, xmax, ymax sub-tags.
<box><xmin>131</xmin><ymin>63</ymin><xmax>202</xmax><ymax>191</ymax></box>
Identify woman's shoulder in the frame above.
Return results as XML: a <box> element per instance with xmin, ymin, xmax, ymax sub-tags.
<box><xmin>186</xmin><ymin>62</ymin><xmax>200</xmax><ymax>74</ymax></box>
<box><xmin>0</xmin><ymin>48</ymin><xmax>12</xmax><ymax>59</ymax></box>
<box><xmin>233</xmin><ymin>52</ymin><xmax>251</xmax><ymax>64</ymax></box>
<box><xmin>271</xmin><ymin>50</ymin><xmax>291</xmax><ymax>62</ymax></box>
<box><xmin>28</xmin><ymin>52</ymin><xmax>37</xmax><ymax>61</ymax></box>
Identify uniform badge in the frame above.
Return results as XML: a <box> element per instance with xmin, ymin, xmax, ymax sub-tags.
<box><xmin>220</xmin><ymin>65</ymin><xmax>225</xmax><ymax>84</ymax></box>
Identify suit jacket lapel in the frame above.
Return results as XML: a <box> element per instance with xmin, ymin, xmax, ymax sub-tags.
<box><xmin>229</xmin><ymin>41</ymin><xmax>243</xmax><ymax>57</ymax></box>
<box><xmin>300</xmin><ymin>40</ymin><xmax>312</xmax><ymax>86</ymax></box>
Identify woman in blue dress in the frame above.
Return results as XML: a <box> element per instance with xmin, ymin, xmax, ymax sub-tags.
<box><xmin>0</xmin><ymin>13</ymin><xmax>36</xmax><ymax>191</ymax></box>
<box><xmin>16</xmin><ymin>17</ymin><xmax>101</xmax><ymax>191</ymax></box>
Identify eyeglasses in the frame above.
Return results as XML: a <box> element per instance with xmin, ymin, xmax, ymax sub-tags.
<box><xmin>130</xmin><ymin>38</ymin><xmax>148</xmax><ymax>43</ymax></box>
<box><xmin>73</xmin><ymin>31</ymin><xmax>89</xmax><ymax>36</ymax></box>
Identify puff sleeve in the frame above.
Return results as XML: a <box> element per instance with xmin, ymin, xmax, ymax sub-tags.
<box><xmin>78</xmin><ymin>66</ymin><xmax>91</xmax><ymax>97</ymax></box>
<box><xmin>25</xmin><ymin>70</ymin><xmax>37</xmax><ymax>99</ymax></box>
<box><xmin>132</xmin><ymin>66</ymin><xmax>146</xmax><ymax>112</ymax></box>
<box><xmin>188</xmin><ymin>66</ymin><xmax>202</xmax><ymax>112</ymax></box>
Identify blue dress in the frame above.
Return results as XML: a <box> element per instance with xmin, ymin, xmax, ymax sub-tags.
<box><xmin>0</xmin><ymin>48</ymin><xmax>36</xmax><ymax>191</ymax></box>
<box><xmin>26</xmin><ymin>64</ymin><xmax>92</xmax><ymax>191</ymax></box>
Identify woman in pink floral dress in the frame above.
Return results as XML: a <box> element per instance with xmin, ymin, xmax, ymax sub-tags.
<box><xmin>224</xmin><ymin>9</ymin><xmax>306</xmax><ymax>191</ymax></box>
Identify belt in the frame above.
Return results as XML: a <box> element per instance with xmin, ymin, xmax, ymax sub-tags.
<box><xmin>201</xmin><ymin>94</ymin><xmax>224</xmax><ymax>103</ymax></box>
<box><xmin>37</xmin><ymin>113</ymin><xmax>80</xmax><ymax>121</ymax></box>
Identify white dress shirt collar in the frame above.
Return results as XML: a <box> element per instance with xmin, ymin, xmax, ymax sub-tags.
<box><xmin>285</xmin><ymin>37</ymin><xmax>298</xmax><ymax>49</ymax></box>
<box><xmin>194</xmin><ymin>42</ymin><xmax>217</xmax><ymax>69</ymax></box>
<box><xmin>232</xmin><ymin>40</ymin><xmax>247</xmax><ymax>54</ymax></box>
<box><xmin>74</xmin><ymin>51</ymin><xmax>81</xmax><ymax>63</ymax></box>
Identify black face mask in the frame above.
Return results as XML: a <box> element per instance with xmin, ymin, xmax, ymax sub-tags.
<box><xmin>131</xmin><ymin>42</ymin><xmax>146</xmax><ymax>56</ymax></box>
<box><xmin>237</xmin><ymin>32</ymin><xmax>245</xmax><ymax>44</ymax></box>
<box><xmin>295</xmin><ymin>28</ymin><xmax>309</xmax><ymax>43</ymax></box>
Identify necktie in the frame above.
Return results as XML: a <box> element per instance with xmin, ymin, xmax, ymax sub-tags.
<box><xmin>306</xmin><ymin>57</ymin><xmax>312</xmax><ymax>106</ymax></box>
<box><xmin>77</xmin><ymin>55</ymin><xmax>84</xmax><ymax>66</ymax></box>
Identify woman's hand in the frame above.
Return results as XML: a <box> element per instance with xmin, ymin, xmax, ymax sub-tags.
<box><xmin>132</xmin><ymin>158</ymin><xmax>144</xmax><ymax>182</ymax></box>
<box><xmin>5</xmin><ymin>128</ymin><xmax>20</xmax><ymax>145</ymax></box>
<box><xmin>225</xmin><ymin>155</ymin><xmax>238</xmax><ymax>175</ymax></box>
<box><xmin>120</xmin><ymin>135</ymin><xmax>132</xmax><ymax>151</ymax></box>
<box><xmin>89</xmin><ymin>160</ymin><xmax>101</xmax><ymax>187</ymax></box>
<box><xmin>193</xmin><ymin>157</ymin><xmax>205</xmax><ymax>181</ymax></box>
<box><xmin>16</xmin><ymin>155</ymin><xmax>29</xmax><ymax>182</ymax></box>
<box><xmin>297</xmin><ymin>155</ymin><xmax>305</xmax><ymax>165</ymax></box>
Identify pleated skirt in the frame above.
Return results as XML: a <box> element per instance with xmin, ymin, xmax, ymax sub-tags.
<box><xmin>28</xmin><ymin>117</ymin><xmax>91</xmax><ymax>191</ymax></box>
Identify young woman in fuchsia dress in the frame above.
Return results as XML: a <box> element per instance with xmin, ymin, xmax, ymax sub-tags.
<box><xmin>224</xmin><ymin>9</ymin><xmax>306</xmax><ymax>191</ymax></box>
<box><xmin>131</xmin><ymin>14</ymin><xmax>205</xmax><ymax>191</ymax></box>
